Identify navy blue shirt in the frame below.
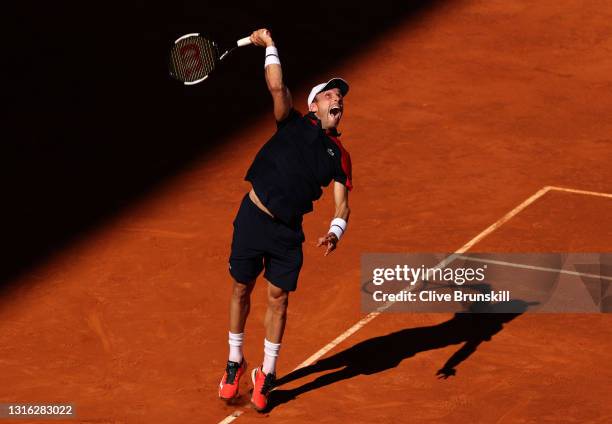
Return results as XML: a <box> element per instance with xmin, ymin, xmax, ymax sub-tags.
<box><xmin>245</xmin><ymin>109</ymin><xmax>352</xmax><ymax>227</ymax></box>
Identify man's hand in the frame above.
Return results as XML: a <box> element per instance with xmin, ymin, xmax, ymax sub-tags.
<box><xmin>317</xmin><ymin>233</ymin><xmax>339</xmax><ymax>256</ymax></box>
<box><xmin>436</xmin><ymin>367</ymin><xmax>456</xmax><ymax>379</ymax></box>
<box><xmin>250</xmin><ymin>28</ymin><xmax>274</xmax><ymax>47</ymax></box>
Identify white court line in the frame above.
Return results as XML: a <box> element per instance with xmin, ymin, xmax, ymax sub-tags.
<box><xmin>217</xmin><ymin>184</ymin><xmax>593</xmax><ymax>423</ymax></box>
<box><xmin>217</xmin><ymin>411</ymin><xmax>243</xmax><ymax>424</ymax></box>
<box><xmin>365</xmin><ymin>186</ymin><xmax>554</xmax><ymax>313</ymax></box>
<box><xmin>454</xmin><ymin>255</ymin><xmax>612</xmax><ymax>282</ymax></box>
<box><xmin>547</xmin><ymin>186</ymin><xmax>612</xmax><ymax>199</ymax></box>
<box><xmin>449</xmin><ymin>186</ymin><xmax>552</xmax><ymax>257</ymax></box>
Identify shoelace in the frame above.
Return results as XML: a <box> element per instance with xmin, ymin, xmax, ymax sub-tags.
<box><xmin>225</xmin><ymin>361</ymin><xmax>241</xmax><ymax>384</ymax></box>
<box><xmin>260</xmin><ymin>372</ymin><xmax>276</xmax><ymax>395</ymax></box>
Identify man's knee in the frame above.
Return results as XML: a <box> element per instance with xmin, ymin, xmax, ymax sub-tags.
<box><xmin>232</xmin><ymin>280</ymin><xmax>254</xmax><ymax>302</ymax></box>
<box><xmin>267</xmin><ymin>285</ymin><xmax>289</xmax><ymax>314</ymax></box>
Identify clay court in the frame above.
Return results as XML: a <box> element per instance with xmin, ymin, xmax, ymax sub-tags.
<box><xmin>3</xmin><ymin>0</ymin><xmax>612</xmax><ymax>423</ymax></box>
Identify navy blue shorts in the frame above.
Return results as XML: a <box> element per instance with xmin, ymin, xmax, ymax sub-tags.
<box><xmin>229</xmin><ymin>194</ymin><xmax>305</xmax><ymax>291</ymax></box>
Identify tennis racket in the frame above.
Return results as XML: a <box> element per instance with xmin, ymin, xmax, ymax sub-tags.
<box><xmin>169</xmin><ymin>33</ymin><xmax>252</xmax><ymax>85</ymax></box>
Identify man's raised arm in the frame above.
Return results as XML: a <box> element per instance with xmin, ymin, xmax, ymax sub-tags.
<box><xmin>249</xmin><ymin>29</ymin><xmax>292</xmax><ymax>122</ymax></box>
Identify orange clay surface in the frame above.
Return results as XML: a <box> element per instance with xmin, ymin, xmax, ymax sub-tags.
<box><xmin>1</xmin><ymin>1</ymin><xmax>612</xmax><ymax>423</ymax></box>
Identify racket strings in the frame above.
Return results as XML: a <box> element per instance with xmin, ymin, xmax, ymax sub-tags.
<box><xmin>170</xmin><ymin>36</ymin><xmax>218</xmax><ymax>83</ymax></box>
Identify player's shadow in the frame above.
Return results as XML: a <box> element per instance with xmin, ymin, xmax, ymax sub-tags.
<box><xmin>268</xmin><ymin>299</ymin><xmax>532</xmax><ymax>412</ymax></box>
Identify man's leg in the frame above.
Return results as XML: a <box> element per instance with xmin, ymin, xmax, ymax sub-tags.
<box><xmin>219</xmin><ymin>279</ymin><xmax>255</xmax><ymax>400</ymax></box>
<box><xmin>228</xmin><ymin>279</ymin><xmax>255</xmax><ymax>363</ymax></box>
<box><xmin>263</xmin><ymin>281</ymin><xmax>288</xmax><ymax>374</ymax></box>
<box><xmin>251</xmin><ymin>281</ymin><xmax>288</xmax><ymax>411</ymax></box>
<box><xmin>222</xmin><ymin>193</ymin><xmax>266</xmax><ymax>400</ymax></box>
<box><xmin>251</xmin><ymin>218</ymin><xmax>301</xmax><ymax>411</ymax></box>
<box><xmin>229</xmin><ymin>280</ymin><xmax>255</xmax><ymax>336</ymax></box>
<box><xmin>264</xmin><ymin>281</ymin><xmax>289</xmax><ymax>344</ymax></box>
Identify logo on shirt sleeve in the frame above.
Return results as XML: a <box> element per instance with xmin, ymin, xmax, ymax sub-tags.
<box><xmin>327</xmin><ymin>148</ymin><xmax>335</xmax><ymax>157</ymax></box>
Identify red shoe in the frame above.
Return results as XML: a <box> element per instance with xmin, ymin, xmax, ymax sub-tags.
<box><xmin>250</xmin><ymin>366</ymin><xmax>276</xmax><ymax>412</ymax></box>
<box><xmin>218</xmin><ymin>358</ymin><xmax>247</xmax><ymax>400</ymax></box>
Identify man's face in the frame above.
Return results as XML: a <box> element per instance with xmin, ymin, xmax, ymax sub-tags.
<box><xmin>309</xmin><ymin>88</ymin><xmax>344</xmax><ymax>130</ymax></box>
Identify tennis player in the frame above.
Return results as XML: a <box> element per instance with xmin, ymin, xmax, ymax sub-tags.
<box><xmin>218</xmin><ymin>28</ymin><xmax>353</xmax><ymax>412</ymax></box>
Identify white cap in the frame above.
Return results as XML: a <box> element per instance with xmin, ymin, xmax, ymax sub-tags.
<box><xmin>307</xmin><ymin>77</ymin><xmax>350</xmax><ymax>106</ymax></box>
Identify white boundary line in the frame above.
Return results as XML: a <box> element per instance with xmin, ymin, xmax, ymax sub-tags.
<box><xmin>217</xmin><ymin>411</ymin><xmax>243</xmax><ymax>424</ymax></box>
<box><xmin>548</xmin><ymin>186</ymin><xmax>612</xmax><ymax>199</ymax></box>
<box><xmin>454</xmin><ymin>255</ymin><xmax>612</xmax><ymax>282</ymax></box>
<box><xmin>450</xmin><ymin>186</ymin><xmax>551</xmax><ymax>256</ymax></box>
<box><xmin>217</xmin><ymin>184</ymin><xmax>609</xmax><ymax>422</ymax></box>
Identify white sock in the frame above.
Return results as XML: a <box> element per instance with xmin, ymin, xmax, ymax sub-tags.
<box><xmin>262</xmin><ymin>338</ymin><xmax>281</xmax><ymax>375</ymax></box>
<box><xmin>228</xmin><ymin>332</ymin><xmax>244</xmax><ymax>363</ymax></box>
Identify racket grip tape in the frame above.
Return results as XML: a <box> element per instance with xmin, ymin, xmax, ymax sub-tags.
<box><xmin>237</xmin><ymin>36</ymin><xmax>252</xmax><ymax>47</ymax></box>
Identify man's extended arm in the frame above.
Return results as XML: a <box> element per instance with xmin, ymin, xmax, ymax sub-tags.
<box><xmin>332</xmin><ymin>181</ymin><xmax>350</xmax><ymax>222</ymax></box>
<box><xmin>250</xmin><ymin>28</ymin><xmax>292</xmax><ymax>121</ymax></box>
<box><xmin>317</xmin><ymin>182</ymin><xmax>350</xmax><ymax>256</ymax></box>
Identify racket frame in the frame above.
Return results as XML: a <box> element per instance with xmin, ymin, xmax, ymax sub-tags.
<box><xmin>170</xmin><ymin>33</ymin><xmax>252</xmax><ymax>85</ymax></box>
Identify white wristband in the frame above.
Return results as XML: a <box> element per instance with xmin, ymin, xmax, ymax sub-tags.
<box><xmin>328</xmin><ymin>217</ymin><xmax>347</xmax><ymax>240</ymax></box>
<box><xmin>264</xmin><ymin>46</ymin><xmax>281</xmax><ymax>67</ymax></box>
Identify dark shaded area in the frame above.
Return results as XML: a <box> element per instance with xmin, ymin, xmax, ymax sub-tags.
<box><xmin>267</xmin><ymin>300</ymin><xmax>531</xmax><ymax>412</ymax></box>
<box><xmin>3</xmin><ymin>1</ymin><xmax>448</xmax><ymax>287</ymax></box>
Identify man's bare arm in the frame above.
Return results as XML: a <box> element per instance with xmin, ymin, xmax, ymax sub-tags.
<box><xmin>317</xmin><ymin>182</ymin><xmax>350</xmax><ymax>256</ymax></box>
<box><xmin>332</xmin><ymin>181</ymin><xmax>350</xmax><ymax>221</ymax></box>
<box><xmin>250</xmin><ymin>28</ymin><xmax>292</xmax><ymax>122</ymax></box>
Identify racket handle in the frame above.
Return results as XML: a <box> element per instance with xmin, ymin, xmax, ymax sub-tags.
<box><xmin>237</xmin><ymin>36</ymin><xmax>252</xmax><ymax>47</ymax></box>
